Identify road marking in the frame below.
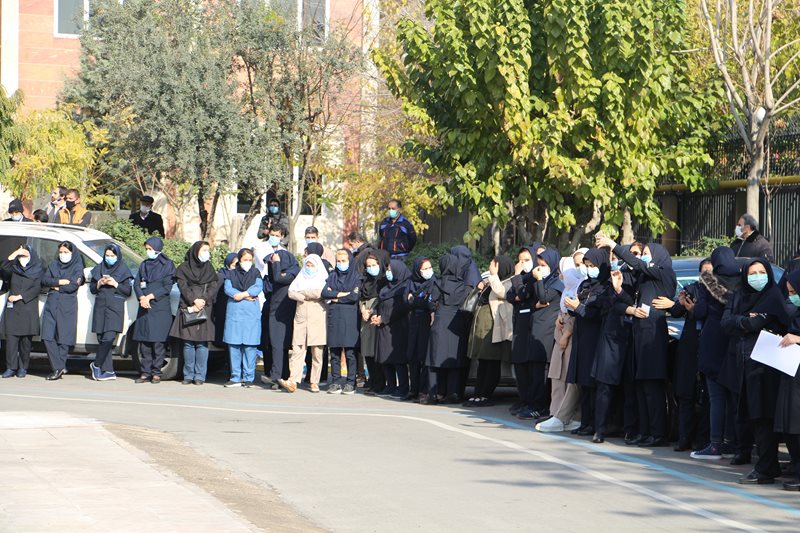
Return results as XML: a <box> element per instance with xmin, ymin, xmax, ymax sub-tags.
<box><xmin>0</xmin><ymin>392</ymin><xmax>771</xmax><ymax>531</ymax></box>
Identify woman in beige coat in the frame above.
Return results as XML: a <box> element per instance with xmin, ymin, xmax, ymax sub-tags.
<box><xmin>282</xmin><ymin>254</ymin><xmax>328</xmax><ymax>393</ymax></box>
<box><xmin>465</xmin><ymin>255</ymin><xmax>515</xmax><ymax>407</ymax></box>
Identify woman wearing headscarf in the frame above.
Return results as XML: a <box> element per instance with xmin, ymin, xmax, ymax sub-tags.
<box><xmin>322</xmin><ymin>249</ymin><xmax>361</xmax><ymax>395</ymax></box>
<box><xmin>40</xmin><ymin>241</ymin><xmax>85</xmax><ymax>380</ymax></box>
<box><xmin>132</xmin><ymin>237</ymin><xmax>176</xmax><ymax>383</ymax></box>
<box><xmin>361</xmin><ymin>250</ymin><xmax>390</xmax><ymax>395</ymax></box>
<box><xmin>775</xmin><ymin>270</ymin><xmax>800</xmax><ymax>490</ymax></box>
<box><xmin>214</xmin><ymin>252</ymin><xmax>238</xmax><ymax>348</ymax></box>
<box><xmin>374</xmin><ymin>259</ymin><xmax>412</xmax><ymax>399</ymax></box>
<box><xmin>720</xmin><ymin>257</ymin><xmax>790</xmax><ymax>484</ymax></box>
<box><xmin>223</xmin><ymin>248</ymin><xmax>263</xmax><ymax>387</ymax></box>
<box><xmin>284</xmin><ymin>254</ymin><xmax>328</xmax><ymax>393</ymax></box>
<box><xmin>302</xmin><ymin>242</ymin><xmax>330</xmax><ymax>386</ymax></box>
<box><xmin>465</xmin><ymin>255</ymin><xmax>514</xmax><ymax>407</ymax></box>
<box><xmin>89</xmin><ymin>244</ymin><xmax>133</xmax><ymax>381</ymax></box>
<box><xmin>305</xmin><ymin>242</ymin><xmax>333</xmax><ymax>272</ymax></box>
<box><xmin>515</xmin><ymin>248</ymin><xmax>563</xmax><ymax>420</ymax></box>
<box><xmin>537</xmin><ymin>258</ymin><xmax>584</xmax><ymax>432</ymax></box>
<box><xmin>406</xmin><ymin>257</ymin><xmax>437</xmax><ymax>401</ymax></box>
<box><xmin>602</xmin><ymin>238</ymin><xmax>677</xmax><ymax>447</ymax></box>
<box><xmin>451</xmin><ymin>245</ymin><xmax>482</xmax><ymax>287</ymax></box>
<box><xmin>506</xmin><ymin>246</ymin><xmax>538</xmax><ymax>415</ymax></box>
<box><xmin>170</xmin><ymin>241</ymin><xmax>220</xmax><ymax>385</ymax></box>
<box><xmin>264</xmin><ymin>248</ymin><xmax>300</xmax><ymax>388</ymax></box>
<box><xmin>1</xmin><ymin>245</ymin><xmax>44</xmax><ymax>378</ymax></box>
<box><xmin>427</xmin><ymin>252</ymin><xmax>476</xmax><ymax>404</ymax></box>
<box><xmin>691</xmin><ymin>247</ymin><xmax>743</xmax><ymax>460</ymax></box>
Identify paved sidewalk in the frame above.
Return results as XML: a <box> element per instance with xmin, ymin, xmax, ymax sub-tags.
<box><xmin>0</xmin><ymin>412</ymin><xmax>256</xmax><ymax>533</ymax></box>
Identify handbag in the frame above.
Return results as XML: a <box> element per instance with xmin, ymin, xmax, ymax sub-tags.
<box><xmin>459</xmin><ymin>285</ymin><xmax>482</xmax><ymax>314</ymax></box>
<box><xmin>182</xmin><ymin>307</ymin><xmax>207</xmax><ymax>326</ymax></box>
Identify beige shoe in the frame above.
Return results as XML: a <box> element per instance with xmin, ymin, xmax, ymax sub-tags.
<box><xmin>310</xmin><ymin>383</ymin><xmax>320</xmax><ymax>393</ymax></box>
<box><xmin>278</xmin><ymin>379</ymin><xmax>297</xmax><ymax>393</ymax></box>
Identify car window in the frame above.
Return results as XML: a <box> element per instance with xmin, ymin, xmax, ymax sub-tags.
<box><xmin>0</xmin><ymin>235</ymin><xmax>26</xmax><ymax>261</ymax></box>
<box><xmin>84</xmin><ymin>238</ymin><xmax>142</xmax><ymax>276</ymax></box>
<box><xmin>29</xmin><ymin>237</ymin><xmax>61</xmax><ymax>267</ymax></box>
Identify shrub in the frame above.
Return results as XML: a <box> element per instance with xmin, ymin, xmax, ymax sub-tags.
<box><xmin>404</xmin><ymin>241</ymin><xmax>492</xmax><ymax>274</ymax></box>
<box><xmin>679</xmin><ymin>236</ymin><xmax>730</xmax><ymax>258</ymax></box>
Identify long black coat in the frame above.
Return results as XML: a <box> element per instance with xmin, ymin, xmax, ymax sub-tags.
<box><xmin>321</xmin><ymin>285</ymin><xmax>360</xmax><ymax>348</ymax></box>
<box><xmin>91</xmin><ymin>276</ymin><xmax>132</xmax><ymax>334</ymax></box>
<box><xmin>407</xmin><ymin>287</ymin><xmax>434</xmax><ymax>363</ymax></box>
<box><xmin>1</xmin><ymin>260</ymin><xmax>42</xmax><ymax>337</ymax></box>
<box><xmin>591</xmin><ymin>286</ymin><xmax>632</xmax><ymax>386</ymax></box>
<box><xmin>669</xmin><ymin>282</ymin><xmax>701</xmax><ymax>399</ymax></box>
<box><xmin>567</xmin><ymin>283</ymin><xmax>610</xmax><ymax>386</ymax></box>
<box><xmin>375</xmin><ymin>292</ymin><xmax>410</xmax><ymax>364</ymax></box>
<box><xmin>507</xmin><ymin>273</ymin><xmax>535</xmax><ymax>364</ymax></box>
<box><xmin>775</xmin><ymin>310</ymin><xmax>800</xmax><ymax>434</ymax></box>
<box><xmin>528</xmin><ymin>279</ymin><xmax>561</xmax><ymax>363</ymax></box>
<box><xmin>614</xmin><ymin>244</ymin><xmax>676</xmax><ymax>381</ymax></box>
<box><xmin>694</xmin><ymin>279</ymin><xmax>729</xmax><ymax>380</ymax></box>
<box><xmin>41</xmin><ymin>265</ymin><xmax>83</xmax><ymax>345</ymax></box>
<box><xmin>267</xmin><ymin>257</ymin><xmax>298</xmax><ymax>353</ymax></box>
<box><xmin>169</xmin><ymin>277</ymin><xmax>219</xmax><ymax>342</ymax></box>
<box><xmin>132</xmin><ymin>275</ymin><xmax>174</xmax><ymax>343</ymax></box>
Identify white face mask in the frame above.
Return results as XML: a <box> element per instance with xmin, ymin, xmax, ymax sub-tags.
<box><xmin>539</xmin><ymin>266</ymin><xmax>551</xmax><ymax>278</ymax></box>
<box><xmin>59</xmin><ymin>252</ymin><xmax>72</xmax><ymax>264</ymax></box>
<box><xmin>198</xmin><ymin>251</ymin><xmax>211</xmax><ymax>263</ymax></box>
<box><xmin>421</xmin><ymin>269</ymin><xmax>434</xmax><ymax>280</ymax></box>
<box><xmin>140</xmin><ymin>206</ymin><xmax>151</xmax><ymax>215</ymax></box>
<box><xmin>19</xmin><ymin>257</ymin><xmax>30</xmax><ymax>267</ymax></box>
<box><xmin>734</xmin><ymin>225</ymin><xmax>743</xmax><ymax>238</ymax></box>
<box><xmin>522</xmin><ymin>260</ymin><xmax>534</xmax><ymax>273</ymax></box>
<box><xmin>240</xmin><ymin>261</ymin><xmax>253</xmax><ymax>272</ymax></box>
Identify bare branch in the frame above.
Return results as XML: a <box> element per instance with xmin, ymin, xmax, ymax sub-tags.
<box><xmin>701</xmin><ymin>0</ymin><xmax>748</xmax><ymax>113</ymax></box>
<box><xmin>763</xmin><ymin>0</ymin><xmax>774</xmax><ymax>108</ymax></box>
<box><xmin>775</xmin><ymin>94</ymin><xmax>800</xmax><ymax>115</ymax></box>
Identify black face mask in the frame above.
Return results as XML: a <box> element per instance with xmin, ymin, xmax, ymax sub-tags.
<box><xmin>66</xmin><ymin>200</ymin><xmax>76</xmax><ymax>210</ymax></box>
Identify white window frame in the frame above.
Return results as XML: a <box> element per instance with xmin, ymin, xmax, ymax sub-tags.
<box><xmin>54</xmin><ymin>0</ymin><xmax>90</xmax><ymax>39</ymax></box>
<box><xmin>298</xmin><ymin>0</ymin><xmax>329</xmax><ymax>40</ymax></box>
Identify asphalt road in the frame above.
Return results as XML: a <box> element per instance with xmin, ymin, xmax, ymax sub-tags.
<box><xmin>1</xmin><ymin>367</ymin><xmax>799</xmax><ymax>532</ymax></box>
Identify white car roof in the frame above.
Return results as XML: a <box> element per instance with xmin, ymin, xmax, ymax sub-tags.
<box><xmin>0</xmin><ymin>221</ymin><xmax>112</xmax><ymax>241</ymax></box>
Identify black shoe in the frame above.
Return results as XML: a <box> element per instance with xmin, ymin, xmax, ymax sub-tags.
<box><xmin>508</xmin><ymin>401</ymin><xmax>525</xmax><ymax>416</ymax></box>
<box><xmin>624</xmin><ymin>433</ymin><xmax>642</xmax><ymax>445</ymax></box>
<box><xmin>194</xmin><ymin>380</ymin><xmax>204</xmax><ymax>385</ymax></box>
<box><xmin>364</xmin><ymin>389</ymin><xmax>377</xmax><ymax>397</ymax></box>
<box><xmin>738</xmin><ymin>470</ymin><xmax>774</xmax><ymax>485</ymax></box>
<box><xmin>182</xmin><ymin>379</ymin><xmax>192</xmax><ymax>385</ymax></box>
<box><xmin>592</xmin><ymin>433</ymin><xmax>605</xmax><ymax>444</ymax></box>
<box><xmin>135</xmin><ymin>375</ymin><xmax>150</xmax><ymax>384</ymax></box>
<box><xmin>46</xmin><ymin>369</ymin><xmax>65</xmax><ymax>381</ymax></box>
<box><xmin>638</xmin><ymin>436</ymin><xmax>668</xmax><ymax>448</ymax></box>
<box><xmin>571</xmin><ymin>425</ymin><xmax>589</xmax><ymax>435</ymax></box>
<box><xmin>730</xmin><ymin>453</ymin><xmax>752</xmax><ymax>465</ymax></box>
<box><xmin>673</xmin><ymin>439</ymin><xmax>692</xmax><ymax>452</ymax></box>
<box><xmin>151</xmin><ymin>376</ymin><xmax>161</xmax><ymax>384</ymax></box>
<box><xmin>576</xmin><ymin>426</ymin><xmax>595</xmax><ymax>437</ymax></box>
<box><xmin>419</xmin><ymin>394</ymin><xmax>438</xmax><ymax>405</ymax></box>
<box><xmin>782</xmin><ymin>479</ymin><xmax>800</xmax><ymax>491</ymax></box>
<box><xmin>444</xmin><ymin>393</ymin><xmax>461</xmax><ymax>404</ymax></box>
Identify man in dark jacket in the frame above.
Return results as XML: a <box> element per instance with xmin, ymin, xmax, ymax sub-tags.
<box><xmin>129</xmin><ymin>195</ymin><xmax>165</xmax><ymax>237</ymax></box>
<box><xmin>347</xmin><ymin>232</ymin><xmax>375</xmax><ymax>272</ymax></box>
<box><xmin>256</xmin><ymin>198</ymin><xmax>290</xmax><ymax>245</ymax></box>
<box><xmin>3</xmin><ymin>200</ymin><xmax>32</xmax><ymax>222</ymax></box>
<box><xmin>378</xmin><ymin>199</ymin><xmax>416</xmax><ymax>258</ymax></box>
<box><xmin>731</xmin><ymin>213</ymin><xmax>774</xmax><ymax>263</ymax></box>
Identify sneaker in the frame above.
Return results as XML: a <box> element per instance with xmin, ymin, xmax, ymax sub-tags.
<box><xmin>390</xmin><ymin>389</ymin><xmax>408</xmax><ymax>400</ymax></box>
<box><xmin>517</xmin><ymin>408</ymin><xmax>539</xmax><ymax>421</ymax></box>
<box><xmin>135</xmin><ymin>375</ymin><xmax>151</xmax><ymax>384</ymax></box>
<box><xmin>16</xmin><ymin>369</ymin><xmax>27</xmax><ymax>378</ymax></box>
<box><xmin>243</xmin><ymin>382</ymin><xmax>254</xmax><ymax>388</ymax></box>
<box><xmin>259</xmin><ymin>375</ymin><xmax>274</xmax><ymax>386</ymax></box>
<box><xmin>181</xmin><ymin>379</ymin><xmax>192</xmax><ymax>385</ymax></box>
<box><xmin>310</xmin><ymin>384</ymin><xmax>320</xmax><ymax>393</ymax></box>
<box><xmin>720</xmin><ymin>441</ymin><xmax>736</xmax><ymax>458</ymax></box>
<box><xmin>690</xmin><ymin>443</ymin><xmax>723</xmax><ymax>460</ymax></box>
<box><xmin>328</xmin><ymin>384</ymin><xmax>343</xmax><ymax>394</ymax></box>
<box><xmin>97</xmin><ymin>371</ymin><xmax>116</xmax><ymax>381</ymax></box>
<box><xmin>224</xmin><ymin>380</ymin><xmax>242</xmax><ymax>387</ymax></box>
<box><xmin>342</xmin><ymin>384</ymin><xmax>355</xmax><ymax>395</ymax></box>
<box><xmin>536</xmin><ymin>417</ymin><xmax>565</xmax><ymax>433</ymax></box>
<box><xmin>278</xmin><ymin>379</ymin><xmax>297</xmax><ymax>393</ymax></box>
<box><xmin>194</xmin><ymin>380</ymin><xmax>204</xmax><ymax>385</ymax></box>
<box><xmin>376</xmin><ymin>388</ymin><xmax>395</xmax><ymax>398</ymax></box>
<box><xmin>1</xmin><ymin>369</ymin><xmax>15</xmax><ymax>379</ymax></box>
<box><xmin>89</xmin><ymin>362</ymin><xmax>100</xmax><ymax>381</ymax></box>
<box><xmin>564</xmin><ymin>420</ymin><xmax>582</xmax><ymax>432</ymax></box>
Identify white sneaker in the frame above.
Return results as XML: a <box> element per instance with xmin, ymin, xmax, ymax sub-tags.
<box><xmin>564</xmin><ymin>420</ymin><xmax>582</xmax><ymax>432</ymax></box>
<box><xmin>536</xmin><ymin>417</ymin><xmax>565</xmax><ymax>432</ymax></box>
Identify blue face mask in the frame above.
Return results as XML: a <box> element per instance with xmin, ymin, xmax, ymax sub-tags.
<box><xmin>587</xmin><ymin>266</ymin><xmax>600</xmax><ymax>279</ymax></box>
<box><xmin>336</xmin><ymin>262</ymin><xmax>349</xmax><ymax>272</ymax></box>
<box><xmin>304</xmin><ymin>266</ymin><xmax>317</xmax><ymax>277</ymax></box>
<box><xmin>305</xmin><ymin>239</ymin><xmax>316</xmax><ymax>246</ymax></box>
<box><xmin>388</xmin><ymin>209</ymin><xmax>398</xmax><ymax>219</ymax></box>
<box><xmin>366</xmin><ymin>265</ymin><xmax>380</xmax><ymax>277</ymax></box>
<box><xmin>578</xmin><ymin>264</ymin><xmax>588</xmax><ymax>278</ymax></box>
<box><xmin>789</xmin><ymin>294</ymin><xmax>800</xmax><ymax>307</ymax></box>
<box><xmin>105</xmin><ymin>256</ymin><xmax>118</xmax><ymax>266</ymax></box>
<box><xmin>747</xmin><ymin>273</ymin><xmax>769</xmax><ymax>291</ymax></box>
<box><xmin>640</xmin><ymin>255</ymin><xmax>652</xmax><ymax>264</ymax></box>
<box><xmin>146</xmin><ymin>250</ymin><xmax>159</xmax><ymax>260</ymax></box>
<box><xmin>268</xmin><ymin>235</ymin><xmax>281</xmax><ymax>247</ymax></box>
<box><xmin>11</xmin><ymin>214</ymin><xmax>23</xmax><ymax>221</ymax></box>
<box><xmin>269</xmin><ymin>205</ymin><xmax>279</xmax><ymax>215</ymax></box>
<box><xmin>386</xmin><ymin>270</ymin><xmax>394</xmax><ymax>282</ymax></box>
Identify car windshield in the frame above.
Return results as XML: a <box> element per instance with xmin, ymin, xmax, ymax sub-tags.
<box><xmin>84</xmin><ymin>239</ymin><xmax>144</xmax><ymax>276</ymax></box>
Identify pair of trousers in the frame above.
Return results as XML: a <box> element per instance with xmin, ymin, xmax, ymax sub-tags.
<box><xmin>475</xmin><ymin>359</ymin><xmax>501</xmax><ymax>398</ymax></box>
<box><xmin>290</xmin><ymin>345</ymin><xmax>322</xmax><ymax>384</ymax></box>
<box><xmin>409</xmin><ymin>361</ymin><xmax>426</xmax><ymax>396</ymax></box>
<box><xmin>384</xmin><ymin>363</ymin><xmax>409</xmax><ymax>393</ymax></box>
<box><xmin>44</xmin><ymin>340</ymin><xmax>69</xmax><ymax>372</ymax></box>
<box><xmin>229</xmin><ymin>344</ymin><xmax>257</xmax><ymax>383</ymax></box>
<box><xmin>706</xmin><ymin>377</ymin><xmax>735</xmax><ymax>444</ymax></box>
<box><xmin>552</xmin><ymin>381</ymin><xmax>581</xmax><ymax>423</ymax></box>
<box><xmin>725</xmin><ymin>388</ymin><xmax>754</xmax><ymax>454</ymax></box>
<box><xmin>183</xmin><ymin>341</ymin><xmax>209</xmax><ymax>381</ymax></box>
<box><xmin>365</xmin><ymin>357</ymin><xmax>385</xmax><ymax>392</ymax></box>
<box><xmin>428</xmin><ymin>367</ymin><xmax>461</xmax><ymax>397</ymax></box>
<box><xmin>580</xmin><ymin>385</ymin><xmax>596</xmax><ymax>428</ymax></box>
<box><xmin>595</xmin><ymin>382</ymin><xmax>615</xmax><ymax>435</ymax></box>
<box><xmin>515</xmin><ymin>361</ymin><xmax>549</xmax><ymax>411</ymax></box>
<box><xmin>94</xmin><ymin>331</ymin><xmax>117</xmax><ymax>373</ymax></box>
<box><xmin>330</xmin><ymin>347</ymin><xmax>356</xmax><ymax>385</ymax></box>
<box><xmin>304</xmin><ymin>347</ymin><xmax>328</xmax><ymax>383</ymax></box>
<box><xmin>5</xmin><ymin>334</ymin><xmax>32</xmax><ymax>370</ymax></box>
<box><xmin>636</xmin><ymin>379</ymin><xmax>667</xmax><ymax>438</ymax></box>
<box><xmin>138</xmin><ymin>341</ymin><xmax>166</xmax><ymax>377</ymax></box>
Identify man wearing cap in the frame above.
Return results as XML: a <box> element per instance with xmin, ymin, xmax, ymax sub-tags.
<box><xmin>129</xmin><ymin>195</ymin><xmax>165</xmax><ymax>237</ymax></box>
<box><xmin>58</xmin><ymin>189</ymin><xmax>92</xmax><ymax>227</ymax></box>
<box><xmin>3</xmin><ymin>200</ymin><xmax>32</xmax><ymax>222</ymax></box>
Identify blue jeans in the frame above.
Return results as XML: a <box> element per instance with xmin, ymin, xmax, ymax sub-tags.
<box><xmin>183</xmin><ymin>341</ymin><xmax>209</xmax><ymax>381</ymax></box>
<box><xmin>707</xmin><ymin>377</ymin><xmax>735</xmax><ymax>444</ymax></box>
<box><xmin>229</xmin><ymin>344</ymin><xmax>257</xmax><ymax>383</ymax></box>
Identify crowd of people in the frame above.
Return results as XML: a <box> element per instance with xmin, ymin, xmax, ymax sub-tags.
<box><xmin>3</xmin><ymin>195</ymin><xmax>800</xmax><ymax>492</ymax></box>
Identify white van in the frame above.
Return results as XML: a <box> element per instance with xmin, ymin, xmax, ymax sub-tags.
<box><xmin>0</xmin><ymin>222</ymin><xmax>223</xmax><ymax>379</ymax></box>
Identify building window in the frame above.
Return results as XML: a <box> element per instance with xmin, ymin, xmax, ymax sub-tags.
<box><xmin>302</xmin><ymin>0</ymin><xmax>327</xmax><ymax>42</ymax></box>
<box><xmin>55</xmin><ymin>0</ymin><xmax>89</xmax><ymax>37</ymax></box>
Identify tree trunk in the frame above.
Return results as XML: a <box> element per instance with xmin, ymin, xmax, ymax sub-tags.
<box><xmin>237</xmin><ymin>195</ymin><xmax>263</xmax><ymax>248</ymax></box>
<box><xmin>207</xmin><ymin>189</ymin><xmax>221</xmax><ymax>243</ymax></box>
<box><xmin>197</xmin><ymin>181</ymin><xmax>209</xmax><ymax>240</ymax></box>
<box><xmin>621</xmin><ymin>208</ymin><xmax>634</xmax><ymax>244</ymax></box>
<box><xmin>746</xmin><ymin>146</ymin><xmax>764</xmax><ymax>221</ymax></box>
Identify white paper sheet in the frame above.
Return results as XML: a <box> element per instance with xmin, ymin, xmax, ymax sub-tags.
<box><xmin>750</xmin><ymin>330</ymin><xmax>800</xmax><ymax>377</ymax></box>
<box><xmin>640</xmin><ymin>304</ymin><xmax>651</xmax><ymax>318</ymax></box>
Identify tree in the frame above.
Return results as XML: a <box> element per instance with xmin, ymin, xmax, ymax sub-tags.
<box><xmin>375</xmin><ymin>0</ymin><xmax>721</xmax><ymax>246</ymax></box>
<box><xmin>0</xmin><ymin>87</ymin><xmax>26</xmax><ymax>189</ymax></box>
<box><xmin>699</xmin><ymin>0</ymin><xmax>800</xmax><ymax>220</ymax></box>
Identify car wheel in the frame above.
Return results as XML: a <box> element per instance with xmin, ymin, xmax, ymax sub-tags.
<box><xmin>160</xmin><ymin>339</ymin><xmax>183</xmax><ymax>381</ymax></box>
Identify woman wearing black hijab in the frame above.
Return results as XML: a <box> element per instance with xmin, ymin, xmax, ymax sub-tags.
<box><xmin>90</xmin><ymin>243</ymin><xmax>133</xmax><ymax>381</ymax></box>
<box><xmin>466</xmin><ymin>255</ymin><xmax>514</xmax><ymax>406</ymax></box>
<box><xmin>406</xmin><ymin>257</ymin><xmax>437</xmax><ymax>401</ymax></box>
<box><xmin>132</xmin><ymin>237</ymin><xmax>176</xmax><ymax>383</ymax></box>
<box><xmin>374</xmin><ymin>259</ymin><xmax>412</xmax><ymax>399</ymax></box>
<box><xmin>361</xmin><ymin>249</ymin><xmax>390</xmax><ymax>395</ymax></box>
<box><xmin>322</xmin><ymin>249</ymin><xmax>361</xmax><ymax>395</ymax></box>
<box><xmin>170</xmin><ymin>241</ymin><xmax>220</xmax><ymax>385</ymax></box>
<box><xmin>427</xmin><ymin>253</ymin><xmax>475</xmax><ymax>403</ymax></box>
<box><xmin>775</xmin><ymin>269</ymin><xmax>800</xmax><ymax>490</ymax></box>
<box><xmin>603</xmin><ymin>238</ymin><xmax>677</xmax><ymax>446</ymax></box>
<box><xmin>721</xmin><ymin>257</ymin><xmax>791</xmax><ymax>484</ymax></box>
<box><xmin>506</xmin><ymin>246</ymin><xmax>538</xmax><ymax>415</ymax></box>
<box><xmin>1</xmin><ymin>245</ymin><xmax>44</xmax><ymax>378</ymax></box>
<box><xmin>41</xmin><ymin>241</ymin><xmax>85</xmax><ymax>380</ymax></box>
<box><xmin>564</xmin><ymin>247</ymin><xmax>612</xmax><ymax>436</ymax></box>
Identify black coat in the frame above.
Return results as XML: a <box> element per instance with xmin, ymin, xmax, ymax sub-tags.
<box><xmin>41</xmin><ymin>262</ymin><xmax>84</xmax><ymax>345</ymax></box>
<box><xmin>669</xmin><ymin>283</ymin><xmax>701</xmax><ymax>399</ymax></box>
<box><xmin>132</xmin><ymin>274</ymin><xmax>174</xmax><ymax>343</ymax></box>
<box><xmin>614</xmin><ymin>244</ymin><xmax>676</xmax><ymax>381</ymax></box>
<box><xmin>507</xmin><ymin>273</ymin><xmax>535</xmax><ymax>364</ymax></box>
<box><xmin>375</xmin><ymin>292</ymin><xmax>410</xmax><ymax>364</ymax></box>
<box><xmin>90</xmin><ymin>275</ymin><xmax>132</xmax><ymax>334</ymax></box>
<box><xmin>591</xmin><ymin>286</ymin><xmax>632</xmax><ymax>386</ymax></box>
<box><xmin>1</xmin><ymin>260</ymin><xmax>42</xmax><ymax>337</ymax></box>
<box><xmin>129</xmin><ymin>211</ymin><xmax>165</xmax><ymax>237</ymax></box>
<box><xmin>566</xmin><ymin>282</ymin><xmax>610</xmax><ymax>386</ymax></box>
<box><xmin>169</xmin><ymin>277</ymin><xmax>219</xmax><ymax>342</ymax></box>
<box><xmin>266</xmin><ymin>256</ymin><xmax>298</xmax><ymax>352</ymax></box>
<box><xmin>407</xmin><ymin>284</ymin><xmax>434</xmax><ymax>363</ymax></box>
<box><xmin>528</xmin><ymin>279</ymin><xmax>561</xmax><ymax>363</ymax></box>
<box><xmin>775</xmin><ymin>304</ymin><xmax>800</xmax><ymax>434</ymax></box>
<box><xmin>730</xmin><ymin>231</ymin><xmax>774</xmax><ymax>263</ymax></box>
<box><xmin>321</xmin><ymin>284</ymin><xmax>360</xmax><ymax>349</ymax></box>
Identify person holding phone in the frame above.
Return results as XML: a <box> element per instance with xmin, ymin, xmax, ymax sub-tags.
<box><xmin>1</xmin><ymin>245</ymin><xmax>44</xmax><ymax>378</ymax></box>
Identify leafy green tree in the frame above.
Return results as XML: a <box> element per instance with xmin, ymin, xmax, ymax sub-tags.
<box><xmin>0</xmin><ymin>87</ymin><xmax>26</xmax><ymax>190</ymax></box>
<box><xmin>375</xmin><ymin>0</ymin><xmax>721</xmax><ymax>246</ymax></box>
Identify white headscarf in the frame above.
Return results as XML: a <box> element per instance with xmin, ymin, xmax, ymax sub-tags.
<box><xmin>559</xmin><ymin>257</ymin><xmax>584</xmax><ymax>313</ymax></box>
<box><xmin>289</xmin><ymin>254</ymin><xmax>328</xmax><ymax>292</ymax></box>
<box><xmin>572</xmin><ymin>247</ymin><xmax>589</xmax><ymax>262</ymax></box>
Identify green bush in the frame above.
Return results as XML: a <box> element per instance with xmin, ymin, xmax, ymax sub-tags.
<box><xmin>404</xmin><ymin>241</ymin><xmax>492</xmax><ymax>274</ymax></box>
<box><xmin>97</xmin><ymin>218</ymin><xmax>231</xmax><ymax>270</ymax></box>
<box><xmin>679</xmin><ymin>236</ymin><xmax>730</xmax><ymax>258</ymax></box>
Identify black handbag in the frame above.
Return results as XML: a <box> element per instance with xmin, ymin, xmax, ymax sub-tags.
<box><xmin>182</xmin><ymin>307</ymin><xmax>207</xmax><ymax>326</ymax></box>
